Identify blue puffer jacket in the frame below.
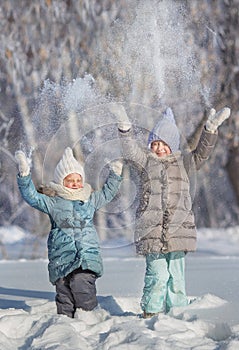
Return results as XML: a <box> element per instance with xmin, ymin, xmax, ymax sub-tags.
<box><xmin>17</xmin><ymin>171</ymin><xmax>122</xmax><ymax>284</ymax></box>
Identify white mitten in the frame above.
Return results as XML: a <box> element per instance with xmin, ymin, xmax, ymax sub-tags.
<box><xmin>15</xmin><ymin>150</ymin><xmax>31</xmax><ymax>176</ymax></box>
<box><xmin>110</xmin><ymin>160</ymin><xmax>123</xmax><ymax>176</ymax></box>
<box><xmin>206</xmin><ymin>107</ymin><xmax>231</xmax><ymax>133</ymax></box>
<box><xmin>108</xmin><ymin>103</ymin><xmax>131</xmax><ymax>131</ymax></box>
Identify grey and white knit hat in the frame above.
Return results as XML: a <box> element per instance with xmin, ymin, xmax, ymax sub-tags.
<box><xmin>147</xmin><ymin>107</ymin><xmax>180</xmax><ymax>153</ymax></box>
<box><xmin>53</xmin><ymin>147</ymin><xmax>85</xmax><ymax>185</ymax></box>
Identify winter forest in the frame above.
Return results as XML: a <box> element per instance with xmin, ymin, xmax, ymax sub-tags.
<box><xmin>0</xmin><ymin>1</ymin><xmax>239</xmax><ymax>255</ymax></box>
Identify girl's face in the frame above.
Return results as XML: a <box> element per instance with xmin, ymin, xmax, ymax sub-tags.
<box><xmin>63</xmin><ymin>173</ymin><xmax>83</xmax><ymax>189</ymax></box>
<box><xmin>151</xmin><ymin>140</ymin><xmax>171</xmax><ymax>158</ymax></box>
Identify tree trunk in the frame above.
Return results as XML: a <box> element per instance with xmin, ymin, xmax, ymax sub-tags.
<box><xmin>226</xmin><ymin>146</ymin><xmax>239</xmax><ymax>204</ymax></box>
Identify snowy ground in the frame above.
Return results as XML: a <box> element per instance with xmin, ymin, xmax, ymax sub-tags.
<box><xmin>0</xmin><ymin>226</ymin><xmax>239</xmax><ymax>349</ymax></box>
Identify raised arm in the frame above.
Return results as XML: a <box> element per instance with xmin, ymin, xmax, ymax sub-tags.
<box><xmin>108</xmin><ymin>103</ymin><xmax>148</xmax><ymax>167</ymax></box>
<box><xmin>91</xmin><ymin>162</ymin><xmax>123</xmax><ymax>210</ymax></box>
<box><xmin>15</xmin><ymin>150</ymin><xmax>54</xmax><ymax>214</ymax></box>
<box><xmin>192</xmin><ymin>107</ymin><xmax>231</xmax><ymax>170</ymax></box>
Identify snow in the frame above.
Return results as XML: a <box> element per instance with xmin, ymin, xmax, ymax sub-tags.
<box><xmin>0</xmin><ymin>226</ymin><xmax>29</xmax><ymax>245</ymax></box>
<box><xmin>0</xmin><ymin>227</ymin><xmax>239</xmax><ymax>349</ymax></box>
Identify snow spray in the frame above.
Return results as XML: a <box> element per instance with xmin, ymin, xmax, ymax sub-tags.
<box><xmin>30</xmin><ymin>0</ymin><xmax>203</xmax><ymax>251</ymax></box>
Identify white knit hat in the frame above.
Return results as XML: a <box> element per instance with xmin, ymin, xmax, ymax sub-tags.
<box><xmin>53</xmin><ymin>147</ymin><xmax>85</xmax><ymax>185</ymax></box>
<box><xmin>147</xmin><ymin>107</ymin><xmax>180</xmax><ymax>153</ymax></box>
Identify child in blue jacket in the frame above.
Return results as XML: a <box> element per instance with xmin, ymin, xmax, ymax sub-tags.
<box><xmin>15</xmin><ymin>147</ymin><xmax>122</xmax><ymax>318</ymax></box>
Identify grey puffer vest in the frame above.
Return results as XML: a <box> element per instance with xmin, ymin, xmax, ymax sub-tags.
<box><xmin>119</xmin><ymin>127</ymin><xmax>217</xmax><ymax>255</ymax></box>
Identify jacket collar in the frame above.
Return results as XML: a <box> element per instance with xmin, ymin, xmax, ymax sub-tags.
<box><xmin>150</xmin><ymin>150</ymin><xmax>182</xmax><ymax>163</ymax></box>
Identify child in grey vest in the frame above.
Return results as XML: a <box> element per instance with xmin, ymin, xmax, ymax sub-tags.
<box><xmin>110</xmin><ymin>104</ymin><xmax>230</xmax><ymax>318</ymax></box>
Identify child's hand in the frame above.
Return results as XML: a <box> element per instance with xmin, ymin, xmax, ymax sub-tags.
<box><xmin>110</xmin><ymin>160</ymin><xmax>123</xmax><ymax>176</ymax></box>
<box><xmin>108</xmin><ymin>103</ymin><xmax>131</xmax><ymax>132</ymax></box>
<box><xmin>15</xmin><ymin>150</ymin><xmax>31</xmax><ymax>176</ymax></box>
<box><xmin>206</xmin><ymin>107</ymin><xmax>231</xmax><ymax>133</ymax></box>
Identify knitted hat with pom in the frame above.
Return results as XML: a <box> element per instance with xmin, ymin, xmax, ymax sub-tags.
<box><xmin>147</xmin><ymin>107</ymin><xmax>180</xmax><ymax>153</ymax></box>
<box><xmin>53</xmin><ymin>147</ymin><xmax>85</xmax><ymax>185</ymax></box>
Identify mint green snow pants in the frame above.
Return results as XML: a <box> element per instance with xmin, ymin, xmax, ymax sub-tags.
<box><xmin>140</xmin><ymin>252</ymin><xmax>188</xmax><ymax>314</ymax></box>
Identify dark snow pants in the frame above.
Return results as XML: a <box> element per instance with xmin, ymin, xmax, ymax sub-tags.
<box><xmin>55</xmin><ymin>267</ymin><xmax>98</xmax><ymax>318</ymax></box>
